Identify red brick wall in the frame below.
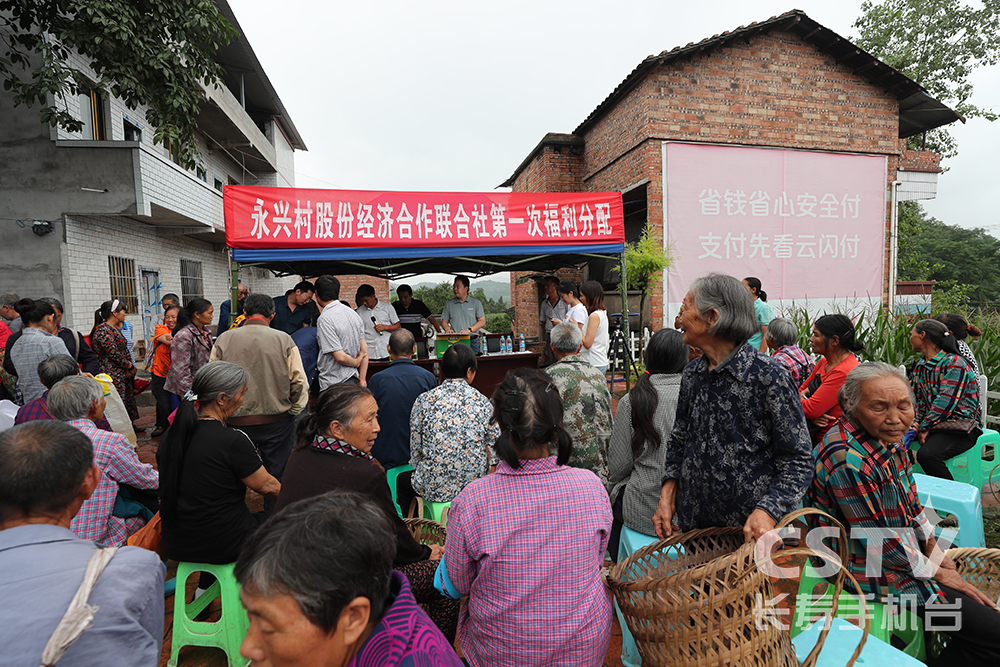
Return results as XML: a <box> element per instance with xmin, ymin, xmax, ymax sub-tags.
<box><xmin>334</xmin><ymin>275</ymin><xmax>391</xmax><ymax>307</ymax></box>
<box><xmin>509</xmin><ymin>29</ymin><xmax>940</xmax><ymax>328</ymax></box>
<box><xmin>900</xmin><ymin>149</ymin><xmax>942</xmax><ymax>172</ymax></box>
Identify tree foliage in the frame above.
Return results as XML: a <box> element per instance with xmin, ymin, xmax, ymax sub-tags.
<box><xmin>411</xmin><ymin>282</ymin><xmax>509</xmax><ymax>316</ymax></box>
<box><xmin>897</xmin><ymin>201</ymin><xmax>1000</xmax><ymax>306</ymax></box>
<box><xmin>621</xmin><ymin>229</ymin><xmax>671</xmax><ymax>295</ymax></box>
<box><xmin>854</xmin><ymin>0</ymin><xmax>1000</xmax><ymax>159</ymax></box>
<box><xmin>0</xmin><ymin>0</ymin><xmax>237</xmax><ymax>169</ymax></box>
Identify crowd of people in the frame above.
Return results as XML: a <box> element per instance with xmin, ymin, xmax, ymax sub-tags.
<box><xmin>1</xmin><ymin>271</ymin><xmax>998</xmax><ymax>667</ymax></box>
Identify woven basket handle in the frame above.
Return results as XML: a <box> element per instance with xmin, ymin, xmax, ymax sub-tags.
<box><xmin>752</xmin><ymin>506</ymin><xmax>868</xmax><ymax>667</ymax></box>
<box><xmin>408</xmin><ymin>497</ymin><xmax>423</xmax><ymax>520</ymax></box>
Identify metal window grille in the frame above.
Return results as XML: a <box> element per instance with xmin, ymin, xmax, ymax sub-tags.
<box><xmin>108</xmin><ymin>257</ymin><xmax>139</xmax><ymax>313</ymax></box>
<box><xmin>180</xmin><ymin>260</ymin><xmax>204</xmax><ymax>304</ymax></box>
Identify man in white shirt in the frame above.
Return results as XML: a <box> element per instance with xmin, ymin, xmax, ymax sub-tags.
<box><xmin>314</xmin><ymin>275</ymin><xmax>368</xmax><ymax>389</ymax></box>
<box><xmin>355</xmin><ymin>284</ymin><xmax>400</xmax><ymax>362</ymax></box>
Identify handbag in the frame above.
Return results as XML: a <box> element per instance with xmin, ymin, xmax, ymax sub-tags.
<box><xmin>929</xmin><ymin>418</ymin><xmax>978</xmax><ymax>434</ymax></box>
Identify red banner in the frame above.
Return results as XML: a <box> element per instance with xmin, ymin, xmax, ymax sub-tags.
<box><xmin>224</xmin><ymin>186</ymin><xmax>624</xmax><ymax>249</ymax></box>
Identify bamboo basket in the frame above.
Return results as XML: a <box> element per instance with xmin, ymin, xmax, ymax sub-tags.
<box><xmin>403</xmin><ymin>517</ymin><xmax>446</xmax><ymax>546</ymax></box>
<box><xmin>607</xmin><ymin>508</ymin><xmax>867</xmax><ymax>667</ymax></box>
<box><xmin>929</xmin><ymin>547</ymin><xmax>1000</xmax><ymax>658</ymax></box>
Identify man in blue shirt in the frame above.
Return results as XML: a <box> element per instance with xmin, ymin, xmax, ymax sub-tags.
<box><xmin>0</xmin><ymin>421</ymin><xmax>164</xmax><ymax>666</ymax></box>
<box><xmin>271</xmin><ymin>281</ymin><xmax>315</xmax><ymax>335</ymax></box>
<box><xmin>368</xmin><ymin>329</ymin><xmax>437</xmax><ymax>474</ymax></box>
<box><xmin>290</xmin><ymin>326</ymin><xmax>319</xmax><ymax>392</ymax></box>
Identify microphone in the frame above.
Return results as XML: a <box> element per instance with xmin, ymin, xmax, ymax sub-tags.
<box><xmin>372</xmin><ymin>316</ymin><xmax>383</xmax><ymax>335</ymax></box>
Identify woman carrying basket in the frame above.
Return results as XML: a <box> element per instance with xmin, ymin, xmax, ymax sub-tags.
<box><xmin>652</xmin><ymin>273</ymin><xmax>813</xmax><ymax>542</ymax></box>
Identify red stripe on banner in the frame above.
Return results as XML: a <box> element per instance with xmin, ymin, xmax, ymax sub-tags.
<box><xmin>223</xmin><ymin>186</ymin><xmax>625</xmax><ymax>250</ymax></box>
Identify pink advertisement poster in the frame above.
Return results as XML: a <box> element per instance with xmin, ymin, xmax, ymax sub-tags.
<box><xmin>664</xmin><ymin>143</ymin><xmax>887</xmax><ymax>303</ymax></box>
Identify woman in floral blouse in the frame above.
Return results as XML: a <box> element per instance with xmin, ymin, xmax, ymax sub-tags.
<box><xmin>164</xmin><ymin>298</ymin><xmax>214</xmax><ymax>403</ymax></box>
<box><xmin>90</xmin><ymin>299</ymin><xmax>138</xmax><ymax>425</ymax></box>
<box><xmin>396</xmin><ymin>343</ymin><xmax>499</xmax><ymax>515</ymax></box>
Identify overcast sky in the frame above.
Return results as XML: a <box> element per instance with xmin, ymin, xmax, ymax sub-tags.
<box><xmin>237</xmin><ymin>0</ymin><xmax>999</xmax><ymax>249</ymax></box>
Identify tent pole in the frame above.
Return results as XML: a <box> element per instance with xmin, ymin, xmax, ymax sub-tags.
<box><xmin>229</xmin><ymin>249</ymin><xmax>239</xmax><ymax>329</ymax></box>
<box><xmin>619</xmin><ymin>251</ymin><xmax>630</xmax><ymax>394</ymax></box>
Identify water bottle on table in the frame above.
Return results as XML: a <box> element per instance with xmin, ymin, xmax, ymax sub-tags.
<box><xmin>519</xmin><ymin>333</ymin><xmax>526</xmax><ymax>353</ymax></box>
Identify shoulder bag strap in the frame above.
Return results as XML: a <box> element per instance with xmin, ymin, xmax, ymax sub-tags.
<box><xmin>39</xmin><ymin>547</ymin><xmax>119</xmax><ymax>667</ymax></box>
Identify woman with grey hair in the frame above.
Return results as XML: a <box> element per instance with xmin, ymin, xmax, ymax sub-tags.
<box><xmin>766</xmin><ymin>317</ymin><xmax>814</xmax><ymax>386</ymax></box>
<box><xmin>652</xmin><ymin>273</ymin><xmax>812</xmax><ymax>542</ymax></box>
<box><xmin>809</xmin><ymin>363</ymin><xmax>1000</xmax><ymax>665</ymax></box>
<box><xmin>157</xmin><ymin>361</ymin><xmax>280</xmax><ymax>567</ymax></box>
<box><xmin>236</xmin><ymin>491</ymin><xmax>463</xmax><ymax>666</ymax></box>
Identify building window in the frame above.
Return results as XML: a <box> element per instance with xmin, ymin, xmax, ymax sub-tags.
<box><xmin>108</xmin><ymin>256</ymin><xmax>139</xmax><ymax>313</ymax></box>
<box><xmin>79</xmin><ymin>82</ymin><xmax>106</xmax><ymax>140</ymax></box>
<box><xmin>163</xmin><ymin>139</ymin><xmax>182</xmax><ymax>166</ymax></box>
<box><xmin>124</xmin><ymin>120</ymin><xmax>142</xmax><ymax>143</ymax></box>
<box><xmin>227</xmin><ymin>175</ymin><xmax>241</xmax><ymax>186</ymax></box>
<box><xmin>214</xmin><ymin>178</ymin><xmax>224</xmax><ymax>192</ymax></box>
<box><xmin>180</xmin><ymin>260</ymin><xmax>204</xmax><ymax>304</ymax></box>
<box><xmin>197</xmin><ymin>165</ymin><xmax>207</xmax><ymax>182</ymax></box>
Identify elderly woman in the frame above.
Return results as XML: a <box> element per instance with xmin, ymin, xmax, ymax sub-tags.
<box><xmin>276</xmin><ymin>384</ymin><xmax>459</xmax><ymax>642</ymax></box>
<box><xmin>652</xmin><ymin>273</ymin><xmax>812</xmax><ymax>542</ymax></box>
<box><xmin>799</xmin><ymin>314</ymin><xmax>863</xmax><ymax>442</ymax></box>
<box><xmin>809</xmin><ymin>363</ymin><xmax>1000</xmax><ymax>665</ymax></box>
<box><xmin>444</xmin><ymin>368</ymin><xmax>613</xmax><ymax>667</ymax></box>
<box><xmin>157</xmin><ymin>362</ymin><xmax>280</xmax><ymax>566</ymax></box>
<box><xmin>164</xmin><ymin>298</ymin><xmax>214</xmax><ymax>404</ymax></box>
<box><xmin>397</xmin><ymin>343</ymin><xmax>499</xmax><ymax>515</ymax></box>
<box><xmin>236</xmin><ymin>491</ymin><xmax>463</xmax><ymax>667</ymax></box>
<box><xmin>909</xmin><ymin>319</ymin><xmax>982</xmax><ymax>479</ymax></box>
<box><xmin>766</xmin><ymin>317</ymin><xmax>814</xmax><ymax>387</ymax></box>
<box><xmin>607</xmin><ymin>328</ymin><xmax>688</xmax><ymax>558</ymax></box>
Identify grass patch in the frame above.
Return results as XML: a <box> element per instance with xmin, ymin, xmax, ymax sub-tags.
<box><xmin>985</xmin><ymin>514</ymin><xmax>1000</xmax><ymax>549</ymax></box>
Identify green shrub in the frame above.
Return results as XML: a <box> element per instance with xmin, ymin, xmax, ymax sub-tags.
<box><xmin>485</xmin><ymin>313</ymin><xmax>512</xmax><ymax>334</ymax></box>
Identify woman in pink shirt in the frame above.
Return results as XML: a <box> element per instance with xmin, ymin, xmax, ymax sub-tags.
<box><xmin>444</xmin><ymin>368</ymin><xmax>613</xmax><ymax>667</ymax></box>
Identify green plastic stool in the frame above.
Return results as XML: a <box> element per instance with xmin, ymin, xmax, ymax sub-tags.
<box><xmin>791</xmin><ymin>563</ymin><xmax>925</xmax><ymax>662</ymax></box>
<box><xmin>409</xmin><ymin>496</ymin><xmax>451</xmax><ymax>526</ymax></box>
<box><xmin>385</xmin><ymin>464</ymin><xmax>414</xmax><ymax>518</ymax></box>
<box><xmin>911</xmin><ymin>436</ymin><xmax>986</xmax><ymax>490</ymax></box>
<box><xmin>168</xmin><ymin>561</ymin><xmax>249</xmax><ymax>667</ymax></box>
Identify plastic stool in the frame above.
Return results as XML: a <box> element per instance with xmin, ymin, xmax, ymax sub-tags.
<box><xmin>792</xmin><ymin>563</ymin><xmax>925</xmax><ymax>661</ymax></box>
<box><xmin>168</xmin><ymin>561</ymin><xmax>249</xmax><ymax>667</ymax></box>
<box><xmin>915</xmin><ymin>472</ymin><xmax>985</xmax><ymax>548</ymax></box>
<box><xmin>385</xmin><ymin>464</ymin><xmax>414</xmax><ymax>518</ymax></box>
<box><xmin>408</xmin><ymin>497</ymin><xmax>451</xmax><ymax>526</ymax></box>
<box><xmin>977</xmin><ymin>428</ymin><xmax>1000</xmax><ymax>483</ymax></box>
<box><xmin>911</xmin><ymin>437</ymin><xmax>986</xmax><ymax>490</ymax></box>
<box><xmin>423</xmin><ymin>500</ymin><xmax>451</xmax><ymax>526</ymax></box>
<box><xmin>793</xmin><ymin>618</ymin><xmax>925</xmax><ymax>666</ymax></box>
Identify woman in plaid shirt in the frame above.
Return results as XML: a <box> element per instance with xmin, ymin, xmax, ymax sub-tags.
<box><xmin>444</xmin><ymin>368</ymin><xmax>613</xmax><ymax>667</ymax></box>
<box><xmin>909</xmin><ymin>319</ymin><xmax>981</xmax><ymax>480</ymax></box>
<box><xmin>810</xmin><ymin>363</ymin><xmax>1000</xmax><ymax>665</ymax></box>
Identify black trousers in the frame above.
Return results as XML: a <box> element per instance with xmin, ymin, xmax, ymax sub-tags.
<box><xmin>237</xmin><ymin>414</ymin><xmax>296</xmax><ymax>513</ymax></box>
<box><xmin>150</xmin><ymin>374</ymin><xmax>172</xmax><ymax>430</ymax></box>
<box><xmin>396</xmin><ymin>470</ymin><xmax>418</xmax><ymax>517</ymax></box>
<box><xmin>922</xmin><ymin>584</ymin><xmax>1000</xmax><ymax>667</ymax></box>
<box><xmin>608</xmin><ymin>491</ymin><xmax>625</xmax><ymax>562</ymax></box>
<box><xmin>916</xmin><ymin>430</ymin><xmax>978</xmax><ymax>480</ymax></box>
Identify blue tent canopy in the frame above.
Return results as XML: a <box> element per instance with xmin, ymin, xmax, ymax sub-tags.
<box><xmin>231</xmin><ymin>241</ymin><xmax>626</xmax><ymax>279</ymax></box>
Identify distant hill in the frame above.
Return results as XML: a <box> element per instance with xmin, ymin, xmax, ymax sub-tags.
<box><xmin>392</xmin><ymin>279</ymin><xmax>510</xmax><ymax>302</ymax></box>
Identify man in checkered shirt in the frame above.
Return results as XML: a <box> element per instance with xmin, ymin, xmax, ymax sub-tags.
<box><xmin>48</xmin><ymin>375</ymin><xmax>158</xmax><ymax>547</ymax></box>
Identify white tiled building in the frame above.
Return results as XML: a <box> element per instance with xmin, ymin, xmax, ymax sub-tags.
<box><xmin>0</xmin><ymin>0</ymin><xmax>304</xmax><ymax>344</ymax></box>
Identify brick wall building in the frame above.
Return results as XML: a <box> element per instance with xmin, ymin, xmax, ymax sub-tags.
<box><xmin>503</xmin><ymin>10</ymin><xmax>955</xmax><ymax>334</ymax></box>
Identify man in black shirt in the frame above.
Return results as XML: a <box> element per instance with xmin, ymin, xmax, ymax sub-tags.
<box><xmin>391</xmin><ymin>284</ymin><xmax>441</xmax><ymax>340</ymax></box>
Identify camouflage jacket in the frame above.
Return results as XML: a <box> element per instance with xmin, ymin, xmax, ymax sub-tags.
<box><xmin>546</xmin><ymin>355</ymin><xmax>613</xmax><ymax>486</ymax></box>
